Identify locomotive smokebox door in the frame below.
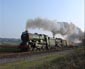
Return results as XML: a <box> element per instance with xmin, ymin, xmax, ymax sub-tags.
<box><xmin>21</xmin><ymin>30</ymin><xmax>29</xmax><ymax>43</ymax></box>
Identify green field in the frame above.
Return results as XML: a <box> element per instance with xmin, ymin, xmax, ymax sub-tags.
<box><xmin>0</xmin><ymin>46</ymin><xmax>85</xmax><ymax>69</ymax></box>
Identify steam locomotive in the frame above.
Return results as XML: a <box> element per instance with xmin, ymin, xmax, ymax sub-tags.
<box><xmin>19</xmin><ymin>30</ymin><xmax>69</xmax><ymax>51</ymax></box>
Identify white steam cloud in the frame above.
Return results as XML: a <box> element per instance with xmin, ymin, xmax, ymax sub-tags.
<box><xmin>26</xmin><ymin>18</ymin><xmax>83</xmax><ymax>43</ymax></box>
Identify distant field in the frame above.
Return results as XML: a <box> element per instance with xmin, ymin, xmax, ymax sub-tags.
<box><xmin>0</xmin><ymin>46</ymin><xmax>84</xmax><ymax>69</ymax></box>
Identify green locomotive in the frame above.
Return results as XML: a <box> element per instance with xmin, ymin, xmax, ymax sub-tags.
<box><xmin>19</xmin><ymin>30</ymin><xmax>68</xmax><ymax>51</ymax></box>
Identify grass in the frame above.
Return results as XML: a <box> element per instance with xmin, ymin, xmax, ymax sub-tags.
<box><xmin>0</xmin><ymin>54</ymin><xmax>64</xmax><ymax>69</ymax></box>
<box><xmin>0</xmin><ymin>46</ymin><xmax>85</xmax><ymax>69</ymax></box>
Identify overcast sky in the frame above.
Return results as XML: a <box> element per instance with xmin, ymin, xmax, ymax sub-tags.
<box><xmin>0</xmin><ymin>0</ymin><xmax>84</xmax><ymax>38</ymax></box>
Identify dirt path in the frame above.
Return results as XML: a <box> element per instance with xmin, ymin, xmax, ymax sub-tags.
<box><xmin>0</xmin><ymin>49</ymin><xmax>74</xmax><ymax>64</ymax></box>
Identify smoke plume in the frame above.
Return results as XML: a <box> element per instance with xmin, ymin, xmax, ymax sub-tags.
<box><xmin>26</xmin><ymin>18</ymin><xmax>83</xmax><ymax>42</ymax></box>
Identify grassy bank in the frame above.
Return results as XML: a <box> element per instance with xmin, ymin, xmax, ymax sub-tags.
<box><xmin>0</xmin><ymin>46</ymin><xmax>85</xmax><ymax>69</ymax></box>
<box><xmin>0</xmin><ymin>45</ymin><xmax>20</xmax><ymax>52</ymax></box>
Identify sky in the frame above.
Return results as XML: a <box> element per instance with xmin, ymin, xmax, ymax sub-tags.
<box><xmin>0</xmin><ymin>0</ymin><xmax>84</xmax><ymax>38</ymax></box>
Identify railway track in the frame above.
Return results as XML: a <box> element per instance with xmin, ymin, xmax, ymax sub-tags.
<box><xmin>0</xmin><ymin>48</ymin><xmax>73</xmax><ymax>64</ymax></box>
<box><xmin>0</xmin><ymin>47</ymin><xmax>71</xmax><ymax>58</ymax></box>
